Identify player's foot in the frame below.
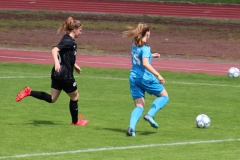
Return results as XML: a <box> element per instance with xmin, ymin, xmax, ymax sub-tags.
<box><xmin>71</xmin><ymin>115</ymin><xmax>88</xmax><ymax>126</ymax></box>
<box><xmin>144</xmin><ymin>114</ymin><xmax>159</xmax><ymax>129</ymax></box>
<box><xmin>16</xmin><ymin>87</ymin><xmax>32</xmax><ymax>102</ymax></box>
<box><xmin>126</xmin><ymin>127</ymin><xmax>135</xmax><ymax>137</ymax></box>
<box><xmin>71</xmin><ymin>119</ymin><xmax>88</xmax><ymax>126</ymax></box>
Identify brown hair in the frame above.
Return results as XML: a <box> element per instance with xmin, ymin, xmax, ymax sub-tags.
<box><xmin>122</xmin><ymin>23</ymin><xmax>150</xmax><ymax>47</ymax></box>
<box><xmin>58</xmin><ymin>17</ymin><xmax>82</xmax><ymax>34</ymax></box>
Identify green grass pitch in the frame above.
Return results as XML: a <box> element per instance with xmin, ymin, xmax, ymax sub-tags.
<box><xmin>0</xmin><ymin>62</ymin><xmax>239</xmax><ymax>160</ymax></box>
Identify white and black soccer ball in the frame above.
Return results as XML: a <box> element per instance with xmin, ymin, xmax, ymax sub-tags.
<box><xmin>228</xmin><ymin>67</ymin><xmax>239</xmax><ymax>78</ymax></box>
<box><xmin>195</xmin><ymin>114</ymin><xmax>210</xmax><ymax>128</ymax></box>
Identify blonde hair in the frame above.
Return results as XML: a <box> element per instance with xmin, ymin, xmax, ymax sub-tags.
<box><xmin>122</xmin><ymin>23</ymin><xmax>150</xmax><ymax>47</ymax></box>
<box><xmin>58</xmin><ymin>17</ymin><xmax>82</xmax><ymax>34</ymax></box>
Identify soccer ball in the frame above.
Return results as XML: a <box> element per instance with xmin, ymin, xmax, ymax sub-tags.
<box><xmin>195</xmin><ymin>114</ymin><xmax>210</xmax><ymax>128</ymax></box>
<box><xmin>228</xmin><ymin>67</ymin><xmax>239</xmax><ymax>78</ymax></box>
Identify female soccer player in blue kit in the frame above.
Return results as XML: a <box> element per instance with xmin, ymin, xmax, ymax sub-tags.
<box><xmin>16</xmin><ymin>17</ymin><xmax>88</xmax><ymax>126</ymax></box>
<box><xmin>123</xmin><ymin>23</ymin><xmax>169</xmax><ymax>136</ymax></box>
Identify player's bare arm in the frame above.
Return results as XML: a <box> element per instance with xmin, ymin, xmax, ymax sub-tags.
<box><xmin>142</xmin><ymin>58</ymin><xmax>165</xmax><ymax>85</ymax></box>
<box><xmin>74</xmin><ymin>63</ymin><xmax>82</xmax><ymax>74</ymax></box>
<box><xmin>52</xmin><ymin>47</ymin><xmax>60</xmax><ymax>72</ymax></box>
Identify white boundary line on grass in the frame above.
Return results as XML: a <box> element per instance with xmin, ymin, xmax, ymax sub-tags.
<box><xmin>1</xmin><ymin>75</ymin><xmax>240</xmax><ymax>88</ymax></box>
<box><xmin>0</xmin><ymin>138</ymin><xmax>239</xmax><ymax>159</ymax></box>
<box><xmin>0</xmin><ymin>75</ymin><xmax>49</xmax><ymax>79</ymax></box>
<box><xmin>1</xmin><ymin>75</ymin><xmax>240</xmax><ymax>158</ymax></box>
<box><xmin>0</xmin><ymin>56</ymin><xmax>47</xmax><ymax>61</ymax></box>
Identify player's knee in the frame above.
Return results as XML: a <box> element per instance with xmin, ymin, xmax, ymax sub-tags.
<box><xmin>73</xmin><ymin>93</ymin><xmax>79</xmax><ymax>101</ymax></box>
<box><xmin>165</xmin><ymin>96</ymin><xmax>169</xmax><ymax>102</ymax></box>
<box><xmin>135</xmin><ymin>104</ymin><xmax>144</xmax><ymax>108</ymax></box>
<box><xmin>68</xmin><ymin>91</ymin><xmax>79</xmax><ymax>101</ymax></box>
<box><xmin>158</xmin><ymin>89</ymin><xmax>168</xmax><ymax>97</ymax></box>
<box><xmin>70</xmin><ymin>97</ymin><xmax>79</xmax><ymax>101</ymax></box>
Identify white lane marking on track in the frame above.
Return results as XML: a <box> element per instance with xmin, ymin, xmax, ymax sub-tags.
<box><xmin>0</xmin><ymin>138</ymin><xmax>239</xmax><ymax>159</ymax></box>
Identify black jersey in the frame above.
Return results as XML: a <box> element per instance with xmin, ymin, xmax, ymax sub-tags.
<box><xmin>51</xmin><ymin>34</ymin><xmax>77</xmax><ymax>80</ymax></box>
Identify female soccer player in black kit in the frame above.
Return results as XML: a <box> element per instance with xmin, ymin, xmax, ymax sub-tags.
<box><xmin>16</xmin><ymin>17</ymin><xmax>88</xmax><ymax>126</ymax></box>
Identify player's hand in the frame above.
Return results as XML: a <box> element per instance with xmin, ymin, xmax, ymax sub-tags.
<box><xmin>55</xmin><ymin>63</ymin><xmax>61</xmax><ymax>72</ymax></box>
<box><xmin>152</xmin><ymin>53</ymin><xmax>160</xmax><ymax>58</ymax></box>
<box><xmin>157</xmin><ymin>75</ymin><xmax>165</xmax><ymax>85</ymax></box>
<box><xmin>74</xmin><ymin>65</ymin><xmax>82</xmax><ymax>74</ymax></box>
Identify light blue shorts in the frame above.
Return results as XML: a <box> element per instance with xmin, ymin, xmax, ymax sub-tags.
<box><xmin>129</xmin><ymin>75</ymin><xmax>164</xmax><ymax>100</ymax></box>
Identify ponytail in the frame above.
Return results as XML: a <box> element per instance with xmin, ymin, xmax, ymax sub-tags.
<box><xmin>58</xmin><ymin>17</ymin><xmax>82</xmax><ymax>34</ymax></box>
<box><xmin>122</xmin><ymin>23</ymin><xmax>150</xmax><ymax>47</ymax></box>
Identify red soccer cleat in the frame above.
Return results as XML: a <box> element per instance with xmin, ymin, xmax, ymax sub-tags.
<box><xmin>16</xmin><ymin>87</ymin><xmax>32</xmax><ymax>102</ymax></box>
<box><xmin>71</xmin><ymin>114</ymin><xmax>89</xmax><ymax>126</ymax></box>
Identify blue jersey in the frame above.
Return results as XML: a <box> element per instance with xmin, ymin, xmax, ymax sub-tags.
<box><xmin>130</xmin><ymin>43</ymin><xmax>155</xmax><ymax>81</ymax></box>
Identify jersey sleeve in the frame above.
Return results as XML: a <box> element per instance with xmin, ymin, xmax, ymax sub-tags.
<box><xmin>142</xmin><ymin>46</ymin><xmax>151</xmax><ymax>58</ymax></box>
<box><xmin>57</xmin><ymin>36</ymin><xmax>74</xmax><ymax>50</ymax></box>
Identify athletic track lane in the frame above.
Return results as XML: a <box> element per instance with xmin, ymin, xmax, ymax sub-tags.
<box><xmin>0</xmin><ymin>49</ymin><xmax>239</xmax><ymax>75</ymax></box>
<box><xmin>0</xmin><ymin>1</ymin><xmax>239</xmax><ymax>75</ymax></box>
<box><xmin>0</xmin><ymin>0</ymin><xmax>240</xmax><ymax>19</ymax></box>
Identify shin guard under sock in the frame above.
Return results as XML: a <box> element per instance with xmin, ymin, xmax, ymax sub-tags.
<box><xmin>30</xmin><ymin>91</ymin><xmax>52</xmax><ymax>103</ymax></box>
<box><xmin>70</xmin><ymin>100</ymin><xmax>78</xmax><ymax>124</ymax></box>
<box><xmin>147</xmin><ymin>96</ymin><xmax>169</xmax><ymax>117</ymax></box>
<box><xmin>129</xmin><ymin>106</ymin><xmax>144</xmax><ymax>131</ymax></box>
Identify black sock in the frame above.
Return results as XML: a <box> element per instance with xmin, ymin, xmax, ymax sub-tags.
<box><xmin>70</xmin><ymin>100</ymin><xmax>78</xmax><ymax>124</ymax></box>
<box><xmin>30</xmin><ymin>91</ymin><xmax>52</xmax><ymax>103</ymax></box>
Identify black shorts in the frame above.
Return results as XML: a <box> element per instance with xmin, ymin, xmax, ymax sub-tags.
<box><xmin>51</xmin><ymin>77</ymin><xmax>77</xmax><ymax>93</ymax></box>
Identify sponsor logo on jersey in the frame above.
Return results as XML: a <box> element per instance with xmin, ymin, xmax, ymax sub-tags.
<box><xmin>74</xmin><ymin>45</ymin><xmax>77</xmax><ymax>55</ymax></box>
<box><xmin>73</xmin><ymin>82</ymin><xmax>77</xmax><ymax>87</ymax></box>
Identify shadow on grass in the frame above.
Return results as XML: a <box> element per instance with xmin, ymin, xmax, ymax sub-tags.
<box><xmin>26</xmin><ymin>120</ymin><xmax>60</xmax><ymax>126</ymax></box>
<box><xmin>103</xmin><ymin>127</ymin><xmax>157</xmax><ymax>136</ymax></box>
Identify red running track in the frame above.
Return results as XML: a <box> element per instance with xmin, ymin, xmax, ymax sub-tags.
<box><xmin>0</xmin><ymin>0</ymin><xmax>240</xmax><ymax>19</ymax></box>
<box><xmin>0</xmin><ymin>49</ymin><xmax>239</xmax><ymax>75</ymax></box>
<box><xmin>0</xmin><ymin>1</ymin><xmax>239</xmax><ymax>75</ymax></box>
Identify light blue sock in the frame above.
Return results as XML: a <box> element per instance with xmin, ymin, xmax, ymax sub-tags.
<box><xmin>147</xmin><ymin>96</ymin><xmax>169</xmax><ymax>117</ymax></box>
<box><xmin>129</xmin><ymin>106</ymin><xmax>144</xmax><ymax>131</ymax></box>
